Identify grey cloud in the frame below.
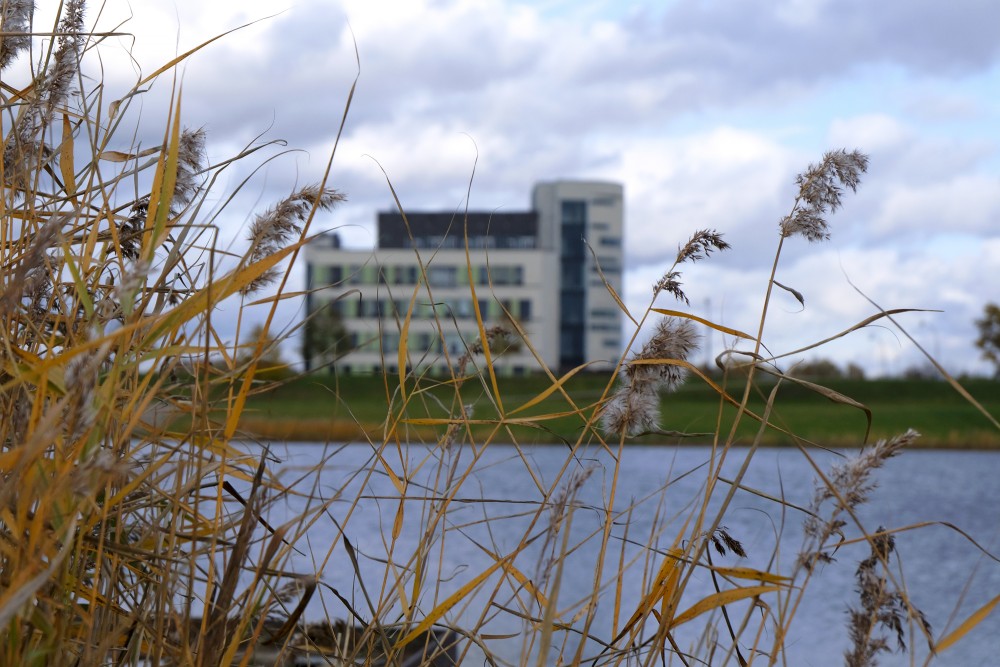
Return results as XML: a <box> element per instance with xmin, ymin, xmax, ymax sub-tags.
<box><xmin>645</xmin><ymin>0</ymin><xmax>1000</xmax><ymax>87</ymax></box>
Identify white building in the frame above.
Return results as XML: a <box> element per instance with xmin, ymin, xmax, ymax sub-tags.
<box><xmin>304</xmin><ymin>180</ymin><xmax>623</xmax><ymax>375</ymax></box>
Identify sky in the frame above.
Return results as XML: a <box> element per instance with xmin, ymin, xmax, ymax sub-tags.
<box><xmin>52</xmin><ymin>0</ymin><xmax>1000</xmax><ymax>376</ymax></box>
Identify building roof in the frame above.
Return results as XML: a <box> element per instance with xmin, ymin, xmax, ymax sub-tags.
<box><xmin>377</xmin><ymin>211</ymin><xmax>538</xmax><ymax>249</ymax></box>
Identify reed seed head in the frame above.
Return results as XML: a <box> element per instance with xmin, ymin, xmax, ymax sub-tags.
<box><xmin>625</xmin><ymin>317</ymin><xmax>699</xmax><ymax>391</ymax></box>
<box><xmin>172</xmin><ymin>127</ymin><xmax>207</xmax><ymax>211</ymax></box>
<box><xmin>653</xmin><ymin>229</ymin><xmax>730</xmax><ymax>301</ymax></box>
<box><xmin>242</xmin><ymin>185</ymin><xmax>345</xmax><ymax>295</ymax></box>
<box><xmin>675</xmin><ymin>229</ymin><xmax>730</xmax><ymax>264</ymax></box>
<box><xmin>41</xmin><ymin>0</ymin><xmax>86</xmax><ymax>116</ymax></box>
<box><xmin>0</xmin><ymin>0</ymin><xmax>34</xmax><ymax>71</ymax></box>
<box><xmin>800</xmin><ymin>430</ymin><xmax>919</xmax><ymax>571</ymax></box>
<box><xmin>0</xmin><ymin>216</ymin><xmax>62</xmax><ymax>317</ymax></box>
<box><xmin>845</xmin><ymin>526</ymin><xmax>931</xmax><ymax>666</ymax></box>
<box><xmin>602</xmin><ymin>317</ymin><xmax>698</xmax><ymax>437</ymax></box>
<box><xmin>711</xmin><ymin>528</ymin><xmax>747</xmax><ymax>558</ymax></box>
<box><xmin>780</xmin><ymin>149</ymin><xmax>869</xmax><ymax>242</ymax></box>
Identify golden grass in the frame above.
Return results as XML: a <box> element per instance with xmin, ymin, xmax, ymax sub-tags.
<box><xmin>2</xmin><ymin>4</ymin><xmax>998</xmax><ymax>667</ymax></box>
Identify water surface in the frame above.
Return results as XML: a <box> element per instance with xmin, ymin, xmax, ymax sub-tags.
<box><xmin>255</xmin><ymin>443</ymin><xmax>1000</xmax><ymax>666</ymax></box>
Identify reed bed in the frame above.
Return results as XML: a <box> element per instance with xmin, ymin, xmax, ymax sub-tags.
<box><xmin>2</xmin><ymin>4</ymin><xmax>998</xmax><ymax>666</ymax></box>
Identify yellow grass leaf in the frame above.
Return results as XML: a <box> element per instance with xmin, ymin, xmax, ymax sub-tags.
<box><xmin>393</xmin><ymin>498</ymin><xmax>405</xmax><ymax>541</ymax></box>
<box><xmin>149</xmin><ymin>96</ymin><xmax>182</xmax><ymax>250</ymax></box>
<box><xmin>59</xmin><ymin>114</ymin><xmax>77</xmax><ymax>197</ymax></box>
<box><xmin>615</xmin><ymin>549</ymin><xmax>684</xmax><ymax>644</ymax></box>
<box><xmin>707</xmin><ymin>566</ymin><xmax>791</xmax><ymax>585</ymax></box>
<box><xmin>935</xmin><ymin>592</ymin><xmax>1000</xmax><ymax>652</ymax></box>
<box><xmin>148</xmin><ymin>240</ymin><xmax>304</xmax><ymax>344</ymax></box>
<box><xmin>651</xmin><ymin>308</ymin><xmax>757</xmax><ymax>341</ymax></box>
<box><xmin>136</xmin><ymin>17</ymin><xmax>274</xmax><ymax>89</ymax></box>
<box><xmin>508</xmin><ymin>364</ymin><xmax>588</xmax><ymax>415</ymax></box>
<box><xmin>397</xmin><ymin>555</ymin><xmax>513</xmax><ymax>649</ymax></box>
<box><xmin>586</xmin><ymin>238</ymin><xmax>637</xmax><ymax>326</ymax></box>
<box><xmin>470</xmin><ymin>542</ymin><xmax>548</xmax><ymax>609</ymax></box>
<box><xmin>670</xmin><ymin>586</ymin><xmax>780</xmax><ymax>628</ymax></box>
<box><xmin>97</xmin><ymin>146</ymin><xmax>162</xmax><ymax>162</ymax></box>
<box><xmin>398</xmin><ymin>282</ymin><xmax>420</xmax><ymax>404</ymax></box>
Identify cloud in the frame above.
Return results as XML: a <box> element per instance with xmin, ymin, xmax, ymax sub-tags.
<box><xmin>73</xmin><ymin>0</ymin><xmax>1000</xmax><ymax>375</ymax></box>
<box><xmin>646</xmin><ymin>0</ymin><xmax>1000</xmax><ymax>90</ymax></box>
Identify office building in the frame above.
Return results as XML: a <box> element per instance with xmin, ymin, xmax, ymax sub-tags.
<box><xmin>304</xmin><ymin>180</ymin><xmax>623</xmax><ymax>375</ymax></box>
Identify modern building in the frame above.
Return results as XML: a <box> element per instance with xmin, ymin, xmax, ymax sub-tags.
<box><xmin>304</xmin><ymin>180</ymin><xmax>624</xmax><ymax>375</ymax></box>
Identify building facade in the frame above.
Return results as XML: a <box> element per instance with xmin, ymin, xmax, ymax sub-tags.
<box><xmin>304</xmin><ymin>180</ymin><xmax>623</xmax><ymax>375</ymax></box>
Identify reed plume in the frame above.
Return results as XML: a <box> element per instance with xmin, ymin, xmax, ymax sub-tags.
<box><xmin>2</xmin><ymin>0</ymin><xmax>86</xmax><ymax>190</ymax></box>
<box><xmin>0</xmin><ymin>0</ymin><xmax>34</xmax><ymax>71</ymax></box>
<box><xmin>119</xmin><ymin>127</ymin><xmax>206</xmax><ymax>259</ymax></box>
<box><xmin>780</xmin><ymin>149</ymin><xmax>869</xmax><ymax>242</ymax></box>
<box><xmin>602</xmin><ymin>316</ymin><xmax>698</xmax><ymax>436</ymax></box>
<box><xmin>242</xmin><ymin>185</ymin><xmax>345</xmax><ymax>295</ymax></box>
<box><xmin>653</xmin><ymin>228</ymin><xmax>729</xmax><ymax>304</ymax></box>
<box><xmin>800</xmin><ymin>430</ymin><xmax>919</xmax><ymax>570</ymax></box>
<box><xmin>845</xmin><ymin>528</ymin><xmax>931</xmax><ymax>667</ymax></box>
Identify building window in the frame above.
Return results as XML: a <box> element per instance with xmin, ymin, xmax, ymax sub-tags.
<box><xmin>428</xmin><ymin>266</ymin><xmax>457</xmax><ymax>287</ymax></box>
<box><xmin>326</xmin><ymin>266</ymin><xmax>343</xmax><ymax>283</ymax></box>
<box><xmin>561</xmin><ymin>200</ymin><xmax>586</xmax><ymax>225</ymax></box>
<box><xmin>348</xmin><ymin>265</ymin><xmax>363</xmax><ymax>285</ymax></box>
<box><xmin>599</xmin><ymin>237</ymin><xmax>621</xmax><ymax>247</ymax></box>
<box><xmin>519</xmin><ymin>299</ymin><xmax>532</xmax><ymax>322</ymax></box>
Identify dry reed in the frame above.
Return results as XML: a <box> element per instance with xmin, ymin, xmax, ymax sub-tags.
<box><xmin>1</xmin><ymin>4</ymin><xmax>995</xmax><ymax>667</ymax></box>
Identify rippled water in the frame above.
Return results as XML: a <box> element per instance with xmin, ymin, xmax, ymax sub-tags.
<box><xmin>254</xmin><ymin>442</ymin><xmax>1000</xmax><ymax>666</ymax></box>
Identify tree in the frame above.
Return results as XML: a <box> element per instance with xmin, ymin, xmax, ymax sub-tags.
<box><xmin>237</xmin><ymin>324</ymin><xmax>292</xmax><ymax>380</ymax></box>
<box><xmin>791</xmin><ymin>358</ymin><xmax>843</xmax><ymax>379</ymax></box>
<box><xmin>974</xmin><ymin>302</ymin><xmax>1000</xmax><ymax>377</ymax></box>
<box><xmin>302</xmin><ymin>302</ymin><xmax>352</xmax><ymax>372</ymax></box>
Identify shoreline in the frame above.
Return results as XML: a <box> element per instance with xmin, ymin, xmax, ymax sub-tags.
<box><xmin>233</xmin><ymin>419</ymin><xmax>1000</xmax><ymax>450</ymax></box>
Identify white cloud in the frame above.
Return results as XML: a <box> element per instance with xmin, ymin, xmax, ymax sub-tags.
<box><xmin>873</xmin><ymin>176</ymin><xmax>1000</xmax><ymax>236</ymax></box>
<box><xmin>60</xmin><ymin>0</ymin><xmax>1000</xmax><ymax>374</ymax></box>
<box><xmin>607</xmin><ymin>127</ymin><xmax>796</xmax><ymax>267</ymax></box>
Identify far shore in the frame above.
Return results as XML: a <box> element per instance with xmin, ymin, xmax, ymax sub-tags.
<box><xmin>225</xmin><ymin>373</ymin><xmax>1000</xmax><ymax>450</ymax></box>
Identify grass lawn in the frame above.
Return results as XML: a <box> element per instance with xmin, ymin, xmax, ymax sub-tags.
<box><xmin>234</xmin><ymin>372</ymin><xmax>1000</xmax><ymax>448</ymax></box>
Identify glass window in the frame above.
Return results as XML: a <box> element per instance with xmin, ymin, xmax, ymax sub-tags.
<box><xmin>428</xmin><ymin>266</ymin><xmax>457</xmax><ymax>287</ymax></box>
<box><xmin>561</xmin><ymin>200</ymin><xmax>586</xmax><ymax>225</ymax></box>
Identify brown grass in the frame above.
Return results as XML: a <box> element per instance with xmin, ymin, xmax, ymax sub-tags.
<box><xmin>2</xmin><ymin>4</ymin><xmax>998</xmax><ymax>666</ymax></box>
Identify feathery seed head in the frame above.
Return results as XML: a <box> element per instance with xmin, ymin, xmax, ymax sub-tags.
<box><xmin>675</xmin><ymin>229</ymin><xmax>730</xmax><ymax>264</ymax></box>
<box><xmin>653</xmin><ymin>270</ymin><xmax>687</xmax><ymax>304</ymax></box>
<box><xmin>844</xmin><ymin>526</ymin><xmax>931</xmax><ymax>666</ymax></box>
<box><xmin>654</xmin><ymin>229</ymin><xmax>729</xmax><ymax>300</ymax></box>
<box><xmin>625</xmin><ymin>317</ymin><xmax>699</xmax><ymax>391</ymax></box>
<box><xmin>781</xmin><ymin>149</ymin><xmax>869</xmax><ymax>242</ymax></box>
<box><xmin>603</xmin><ymin>317</ymin><xmax>698</xmax><ymax>437</ymax></box>
<box><xmin>42</xmin><ymin>0</ymin><xmax>86</xmax><ymax>115</ymax></box>
<box><xmin>172</xmin><ymin>127</ymin><xmax>207</xmax><ymax>211</ymax></box>
<box><xmin>601</xmin><ymin>387</ymin><xmax>661</xmax><ymax>437</ymax></box>
<box><xmin>800</xmin><ymin>430</ymin><xmax>918</xmax><ymax>571</ymax></box>
<box><xmin>0</xmin><ymin>216</ymin><xmax>62</xmax><ymax>316</ymax></box>
<box><xmin>242</xmin><ymin>185</ymin><xmax>345</xmax><ymax>295</ymax></box>
<box><xmin>0</xmin><ymin>1</ymin><xmax>34</xmax><ymax>71</ymax></box>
